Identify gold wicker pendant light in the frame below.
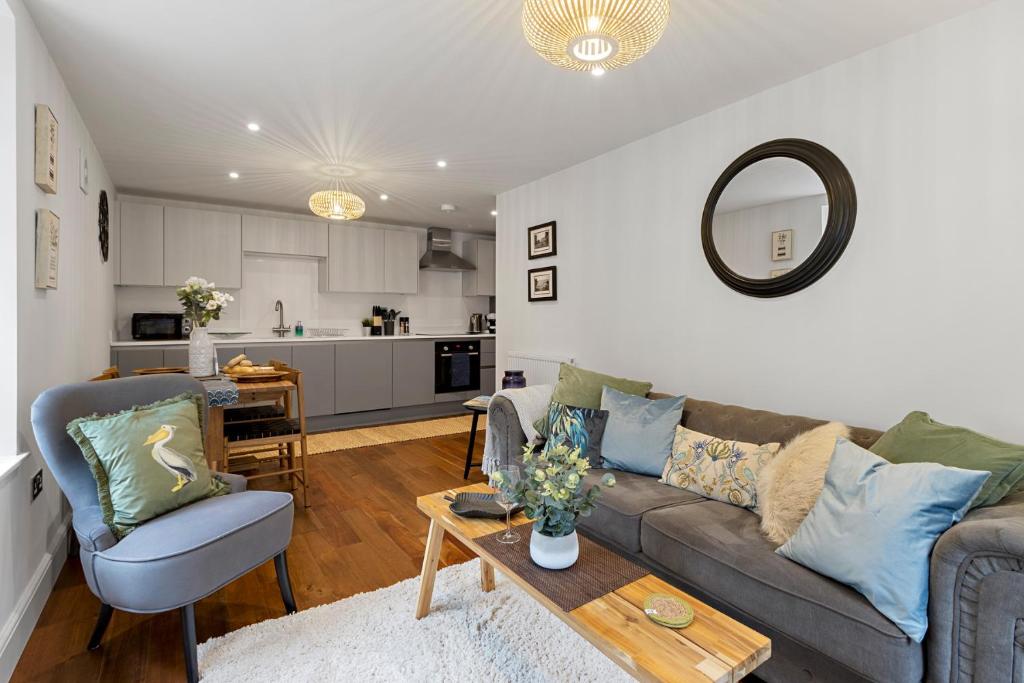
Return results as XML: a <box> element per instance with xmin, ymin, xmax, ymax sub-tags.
<box><xmin>308</xmin><ymin>189</ymin><xmax>366</xmax><ymax>221</ymax></box>
<box><xmin>522</xmin><ymin>0</ymin><xmax>671</xmax><ymax>75</ymax></box>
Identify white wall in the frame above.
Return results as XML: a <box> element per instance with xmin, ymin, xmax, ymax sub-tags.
<box><xmin>114</xmin><ymin>201</ymin><xmax>490</xmax><ymax>338</ymax></box>
<box><xmin>497</xmin><ymin>0</ymin><xmax>1024</xmax><ymax>442</ymax></box>
<box><xmin>714</xmin><ymin>194</ymin><xmax>827</xmax><ymax>279</ymax></box>
<box><xmin>2</xmin><ymin>0</ymin><xmax>117</xmax><ymax>678</ymax></box>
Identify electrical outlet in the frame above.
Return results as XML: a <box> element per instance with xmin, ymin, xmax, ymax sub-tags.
<box><xmin>31</xmin><ymin>469</ymin><xmax>43</xmax><ymax>501</ymax></box>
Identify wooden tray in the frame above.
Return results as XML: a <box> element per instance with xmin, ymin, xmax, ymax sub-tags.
<box><xmin>226</xmin><ymin>370</ymin><xmax>289</xmax><ymax>383</ymax></box>
<box><xmin>133</xmin><ymin>367</ymin><xmax>188</xmax><ymax>375</ymax></box>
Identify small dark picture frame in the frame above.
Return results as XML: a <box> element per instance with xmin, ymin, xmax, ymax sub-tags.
<box><xmin>527</xmin><ymin>266</ymin><xmax>557</xmax><ymax>302</ymax></box>
<box><xmin>527</xmin><ymin>221</ymin><xmax>557</xmax><ymax>259</ymax></box>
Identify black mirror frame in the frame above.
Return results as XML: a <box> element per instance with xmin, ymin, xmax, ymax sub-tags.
<box><xmin>701</xmin><ymin>138</ymin><xmax>857</xmax><ymax>298</ymax></box>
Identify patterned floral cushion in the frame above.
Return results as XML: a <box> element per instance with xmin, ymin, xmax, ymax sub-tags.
<box><xmin>660</xmin><ymin>426</ymin><xmax>781</xmax><ymax>511</ymax></box>
<box><xmin>542</xmin><ymin>401</ymin><xmax>609</xmax><ymax>467</ymax></box>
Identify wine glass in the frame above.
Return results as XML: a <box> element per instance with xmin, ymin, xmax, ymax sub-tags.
<box><xmin>495</xmin><ymin>466</ymin><xmax>521</xmax><ymax>544</ymax></box>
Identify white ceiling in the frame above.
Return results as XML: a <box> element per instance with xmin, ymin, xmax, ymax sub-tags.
<box><xmin>24</xmin><ymin>0</ymin><xmax>990</xmax><ymax>233</ymax></box>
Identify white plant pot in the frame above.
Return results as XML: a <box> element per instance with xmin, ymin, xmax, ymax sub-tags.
<box><xmin>362</xmin><ymin>326</ymin><xmax>371</xmax><ymax>337</ymax></box>
<box><xmin>530</xmin><ymin>527</ymin><xmax>579</xmax><ymax>570</ymax></box>
<box><xmin>188</xmin><ymin>326</ymin><xmax>215</xmax><ymax>377</ymax></box>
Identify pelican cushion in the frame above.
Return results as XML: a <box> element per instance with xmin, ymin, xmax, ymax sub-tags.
<box><xmin>67</xmin><ymin>392</ymin><xmax>227</xmax><ymax>539</ymax></box>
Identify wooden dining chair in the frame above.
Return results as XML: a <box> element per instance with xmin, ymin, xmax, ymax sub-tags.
<box><xmin>89</xmin><ymin>366</ymin><xmax>120</xmax><ymax>381</ymax></box>
<box><xmin>222</xmin><ymin>361</ymin><xmax>310</xmax><ymax>507</ymax></box>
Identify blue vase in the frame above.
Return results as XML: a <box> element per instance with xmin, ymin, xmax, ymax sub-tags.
<box><xmin>502</xmin><ymin>370</ymin><xmax>526</xmax><ymax>390</ymax></box>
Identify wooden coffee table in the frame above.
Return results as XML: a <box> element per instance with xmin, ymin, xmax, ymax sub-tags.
<box><xmin>416</xmin><ymin>483</ymin><xmax>771</xmax><ymax>683</ymax></box>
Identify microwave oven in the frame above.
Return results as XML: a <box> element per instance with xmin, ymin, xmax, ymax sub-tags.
<box><xmin>131</xmin><ymin>313</ymin><xmax>191</xmax><ymax>340</ymax></box>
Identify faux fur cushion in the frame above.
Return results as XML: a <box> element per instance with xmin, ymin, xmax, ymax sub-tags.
<box><xmin>757</xmin><ymin>421</ymin><xmax>850</xmax><ymax>545</ymax></box>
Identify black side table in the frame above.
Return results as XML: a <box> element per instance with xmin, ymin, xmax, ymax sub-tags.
<box><xmin>462</xmin><ymin>397</ymin><xmax>490</xmax><ymax>479</ymax></box>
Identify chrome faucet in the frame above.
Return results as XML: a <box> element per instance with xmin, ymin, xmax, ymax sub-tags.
<box><xmin>272</xmin><ymin>300</ymin><xmax>291</xmax><ymax>338</ymax></box>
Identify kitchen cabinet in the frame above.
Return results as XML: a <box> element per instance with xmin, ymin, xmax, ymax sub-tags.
<box><xmin>242</xmin><ymin>214</ymin><xmax>328</xmax><ymax>257</ymax></box>
<box><xmin>163</xmin><ymin>348</ymin><xmax>188</xmax><ymax>368</ymax></box>
<box><xmin>335</xmin><ymin>341</ymin><xmax>393</xmax><ymax>413</ymax></box>
<box><xmin>482</xmin><ymin>370</ymin><xmax>496</xmax><ymax>396</ymax></box>
<box><xmin>292</xmin><ymin>343</ymin><xmax>335</xmax><ymax>417</ymax></box>
<box><xmin>384</xmin><ymin>230</ymin><xmax>419</xmax><ymax>294</ymax></box>
<box><xmin>392</xmin><ymin>340</ymin><xmax>434</xmax><ymax>407</ymax></box>
<box><xmin>324</xmin><ymin>224</ymin><xmax>385</xmax><ymax>293</ymax></box>
<box><xmin>462</xmin><ymin>239</ymin><xmax>496</xmax><ymax>296</ymax></box>
<box><xmin>164</xmin><ymin>206</ymin><xmax>242</xmax><ymax>289</ymax></box>
<box><xmin>120</xmin><ymin>201</ymin><xmax>164</xmax><ymax>286</ymax></box>
<box><xmin>244</xmin><ymin>344</ymin><xmax>291</xmax><ymax>366</ymax></box>
<box><xmin>115</xmin><ymin>348</ymin><xmax>164</xmax><ymax>376</ymax></box>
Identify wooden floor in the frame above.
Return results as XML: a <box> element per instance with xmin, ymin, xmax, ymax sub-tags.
<box><xmin>11</xmin><ymin>430</ymin><xmax>488</xmax><ymax>683</ymax></box>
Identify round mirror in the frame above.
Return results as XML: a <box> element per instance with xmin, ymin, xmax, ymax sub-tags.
<box><xmin>702</xmin><ymin>139</ymin><xmax>856</xmax><ymax>297</ymax></box>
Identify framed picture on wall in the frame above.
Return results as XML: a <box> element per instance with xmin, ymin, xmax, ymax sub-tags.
<box><xmin>35</xmin><ymin>209</ymin><xmax>60</xmax><ymax>289</ymax></box>
<box><xmin>771</xmin><ymin>228</ymin><xmax>793</xmax><ymax>261</ymax></box>
<box><xmin>527</xmin><ymin>221</ymin><xmax>557</xmax><ymax>259</ymax></box>
<box><xmin>34</xmin><ymin>105</ymin><xmax>58</xmax><ymax>194</ymax></box>
<box><xmin>528</xmin><ymin>266</ymin><xmax>557</xmax><ymax>302</ymax></box>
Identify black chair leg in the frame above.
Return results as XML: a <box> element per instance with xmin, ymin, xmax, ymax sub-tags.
<box><xmin>87</xmin><ymin>603</ymin><xmax>113</xmax><ymax>651</ymax></box>
<box><xmin>180</xmin><ymin>604</ymin><xmax>199</xmax><ymax>683</ymax></box>
<box><xmin>274</xmin><ymin>551</ymin><xmax>297</xmax><ymax>614</ymax></box>
<box><xmin>464</xmin><ymin>411</ymin><xmax>480</xmax><ymax>479</ymax></box>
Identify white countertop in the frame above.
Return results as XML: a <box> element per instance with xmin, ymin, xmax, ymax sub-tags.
<box><xmin>111</xmin><ymin>333</ymin><xmax>495</xmax><ymax>348</ymax></box>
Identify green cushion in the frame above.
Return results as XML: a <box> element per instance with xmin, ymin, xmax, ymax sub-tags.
<box><xmin>67</xmin><ymin>393</ymin><xmax>228</xmax><ymax>538</ymax></box>
<box><xmin>550</xmin><ymin>363</ymin><xmax>653</xmax><ymax>411</ymax></box>
<box><xmin>870</xmin><ymin>411</ymin><xmax>1024</xmax><ymax>508</ymax></box>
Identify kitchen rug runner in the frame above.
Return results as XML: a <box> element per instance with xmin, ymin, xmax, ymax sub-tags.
<box><xmin>307</xmin><ymin>414</ymin><xmax>487</xmax><ymax>454</ymax></box>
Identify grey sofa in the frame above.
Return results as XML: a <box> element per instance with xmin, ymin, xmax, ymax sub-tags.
<box><xmin>488</xmin><ymin>394</ymin><xmax>1024</xmax><ymax>683</ymax></box>
<box><xmin>32</xmin><ymin>375</ymin><xmax>297</xmax><ymax>683</ymax></box>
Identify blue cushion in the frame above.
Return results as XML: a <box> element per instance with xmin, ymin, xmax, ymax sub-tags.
<box><xmin>599</xmin><ymin>386</ymin><xmax>685</xmax><ymax>476</ymax></box>
<box><xmin>777</xmin><ymin>438</ymin><xmax>989</xmax><ymax>642</ymax></box>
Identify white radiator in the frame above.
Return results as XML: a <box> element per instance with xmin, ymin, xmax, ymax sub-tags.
<box><xmin>505</xmin><ymin>352</ymin><xmax>575</xmax><ymax>387</ymax></box>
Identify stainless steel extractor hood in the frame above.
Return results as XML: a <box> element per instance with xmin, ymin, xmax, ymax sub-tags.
<box><xmin>419</xmin><ymin>227</ymin><xmax>476</xmax><ymax>271</ymax></box>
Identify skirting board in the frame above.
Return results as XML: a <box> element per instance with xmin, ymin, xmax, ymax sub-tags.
<box><xmin>0</xmin><ymin>514</ymin><xmax>71</xmax><ymax>682</ymax></box>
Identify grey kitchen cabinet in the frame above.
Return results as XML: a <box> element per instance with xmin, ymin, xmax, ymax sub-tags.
<box><xmin>244</xmin><ymin>344</ymin><xmax>291</xmax><ymax>366</ymax></box>
<box><xmin>120</xmin><ymin>202</ymin><xmax>164</xmax><ymax>286</ymax></box>
<box><xmin>461</xmin><ymin>239</ymin><xmax>496</xmax><ymax>296</ymax></box>
<box><xmin>242</xmin><ymin>214</ymin><xmax>327</xmax><ymax>257</ymax></box>
<box><xmin>292</xmin><ymin>343</ymin><xmax>335</xmax><ymax>417</ymax></box>
<box><xmin>482</xmin><ymin>369</ymin><xmax>496</xmax><ymax>396</ymax></box>
<box><xmin>163</xmin><ymin>348</ymin><xmax>189</xmax><ymax>368</ymax></box>
<box><xmin>164</xmin><ymin>206</ymin><xmax>242</xmax><ymax>289</ymax></box>
<box><xmin>481</xmin><ymin>339</ymin><xmax>495</xmax><ymax>353</ymax></box>
<box><xmin>215</xmin><ymin>345</ymin><xmax>246</xmax><ymax>368</ymax></box>
<box><xmin>324</xmin><ymin>224</ymin><xmax>385</xmax><ymax>293</ymax></box>
<box><xmin>335</xmin><ymin>341</ymin><xmax>393</xmax><ymax>413</ymax></box>
<box><xmin>383</xmin><ymin>230</ymin><xmax>419</xmax><ymax>294</ymax></box>
<box><xmin>392</xmin><ymin>340</ymin><xmax>434</xmax><ymax>407</ymax></box>
<box><xmin>115</xmin><ymin>348</ymin><xmax>165</xmax><ymax>376</ymax></box>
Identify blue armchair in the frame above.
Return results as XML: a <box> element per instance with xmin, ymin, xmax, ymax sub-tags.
<box><xmin>31</xmin><ymin>374</ymin><xmax>297</xmax><ymax>683</ymax></box>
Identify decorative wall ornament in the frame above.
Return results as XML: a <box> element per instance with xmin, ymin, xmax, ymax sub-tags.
<box><xmin>309</xmin><ymin>189</ymin><xmax>366</xmax><ymax>220</ymax></box>
<box><xmin>528</xmin><ymin>221</ymin><xmax>557</xmax><ymax>259</ymax></box>
<box><xmin>771</xmin><ymin>229</ymin><xmax>793</xmax><ymax>261</ymax></box>
<box><xmin>528</xmin><ymin>266</ymin><xmax>557</xmax><ymax>302</ymax></box>
<box><xmin>98</xmin><ymin>190</ymin><xmax>109</xmax><ymax>262</ymax></box>
<box><xmin>522</xmin><ymin>0</ymin><xmax>671</xmax><ymax>75</ymax></box>
<box><xmin>35</xmin><ymin>209</ymin><xmax>60</xmax><ymax>289</ymax></box>
<box><xmin>34</xmin><ymin>105</ymin><xmax>58</xmax><ymax>194</ymax></box>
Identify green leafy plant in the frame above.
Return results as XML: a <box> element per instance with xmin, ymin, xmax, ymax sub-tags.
<box><xmin>361</xmin><ymin>318</ymin><xmax>373</xmax><ymax>327</ymax></box>
<box><xmin>494</xmin><ymin>443</ymin><xmax>615</xmax><ymax>538</ymax></box>
<box><xmin>175</xmin><ymin>277</ymin><xmax>233</xmax><ymax>328</ymax></box>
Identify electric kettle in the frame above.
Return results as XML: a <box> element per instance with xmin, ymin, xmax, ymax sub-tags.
<box><xmin>468</xmin><ymin>313</ymin><xmax>484</xmax><ymax>333</ymax></box>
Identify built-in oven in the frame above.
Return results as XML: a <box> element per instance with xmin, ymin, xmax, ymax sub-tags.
<box><xmin>434</xmin><ymin>340</ymin><xmax>481</xmax><ymax>394</ymax></box>
<box><xmin>131</xmin><ymin>313</ymin><xmax>190</xmax><ymax>340</ymax></box>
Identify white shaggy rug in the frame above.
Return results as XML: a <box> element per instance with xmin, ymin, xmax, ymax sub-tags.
<box><xmin>198</xmin><ymin>559</ymin><xmax>633</xmax><ymax>682</ymax></box>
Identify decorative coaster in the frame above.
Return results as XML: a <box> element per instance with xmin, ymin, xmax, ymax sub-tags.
<box><xmin>643</xmin><ymin>593</ymin><xmax>694</xmax><ymax>628</ymax></box>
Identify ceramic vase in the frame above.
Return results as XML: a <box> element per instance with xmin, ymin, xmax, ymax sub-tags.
<box><xmin>362</xmin><ymin>326</ymin><xmax>371</xmax><ymax>337</ymax></box>
<box><xmin>530</xmin><ymin>527</ymin><xmax>579</xmax><ymax>570</ymax></box>
<box><xmin>502</xmin><ymin>370</ymin><xmax>526</xmax><ymax>390</ymax></box>
<box><xmin>188</xmin><ymin>326</ymin><xmax>215</xmax><ymax>377</ymax></box>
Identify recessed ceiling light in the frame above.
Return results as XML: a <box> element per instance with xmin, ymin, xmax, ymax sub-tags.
<box><xmin>379</xmin><ymin>193</ymin><xmax>389</xmax><ymax>201</ymax></box>
<box><xmin>490</xmin><ymin>210</ymin><xmax>498</xmax><ymax>216</ymax></box>
<box><xmin>246</xmin><ymin>122</ymin><xmax>260</xmax><ymax>132</ymax></box>
<box><xmin>228</xmin><ymin>171</ymin><xmax>240</xmax><ymax>179</ymax></box>
<box><xmin>436</xmin><ymin>160</ymin><xmax>447</xmax><ymax>168</ymax></box>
